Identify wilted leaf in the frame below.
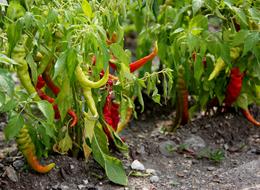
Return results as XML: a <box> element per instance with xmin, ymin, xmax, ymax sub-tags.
<box><xmin>58</xmin><ymin>132</ymin><xmax>72</xmax><ymax>153</ymax></box>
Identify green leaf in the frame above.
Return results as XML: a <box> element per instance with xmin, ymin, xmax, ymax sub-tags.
<box><xmin>189</xmin><ymin>15</ymin><xmax>208</xmax><ymax>35</ymax></box>
<box><xmin>110</xmin><ymin>44</ymin><xmax>130</xmax><ymax>67</ymax></box>
<box><xmin>92</xmin><ymin>124</ymin><xmax>127</xmax><ymax>186</ymax></box>
<box><xmin>53</xmin><ymin>51</ymin><xmax>67</xmax><ymax>79</ymax></box>
<box><xmin>104</xmin><ymin>154</ymin><xmax>128</xmax><ymax>186</ymax></box>
<box><xmin>119</xmin><ymin>96</ymin><xmax>128</xmax><ymax>125</ymax></box>
<box><xmin>0</xmin><ymin>92</ymin><xmax>6</xmax><ymax>110</ymax></box>
<box><xmin>26</xmin><ymin>54</ymin><xmax>38</xmax><ymax>85</ymax></box>
<box><xmin>92</xmin><ymin>124</ymin><xmax>109</xmax><ymax>167</ymax></box>
<box><xmin>41</xmin><ymin>122</ymin><xmax>56</xmax><ymax>139</ymax></box>
<box><xmin>0</xmin><ymin>69</ymin><xmax>15</xmax><ymax>97</ymax></box>
<box><xmin>192</xmin><ymin>0</ymin><xmax>204</xmax><ymax>15</ymax></box>
<box><xmin>84</xmin><ymin>111</ymin><xmax>97</xmax><ymax>142</ymax></box>
<box><xmin>6</xmin><ymin>1</ymin><xmax>25</xmax><ymax>21</ymax></box>
<box><xmin>248</xmin><ymin>7</ymin><xmax>260</xmax><ymax>23</ymax></box>
<box><xmin>107</xmin><ymin>124</ymin><xmax>128</xmax><ymax>154</ymax></box>
<box><xmin>152</xmin><ymin>87</ymin><xmax>161</xmax><ymax>104</ymax></box>
<box><xmin>0</xmin><ymin>99</ymin><xmax>17</xmax><ymax>112</ymax></box>
<box><xmin>37</xmin><ymin>100</ymin><xmax>54</xmax><ymax>124</ymax></box>
<box><xmin>231</xmin><ymin>30</ymin><xmax>249</xmax><ymax>46</ymax></box>
<box><xmin>194</xmin><ymin>55</ymin><xmax>204</xmax><ymax>82</ymax></box>
<box><xmin>235</xmin><ymin>93</ymin><xmax>248</xmax><ymax>110</ymax></box>
<box><xmin>58</xmin><ymin>131</ymin><xmax>72</xmax><ymax>153</ymax></box>
<box><xmin>243</xmin><ymin>32</ymin><xmax>259</xmax><ymax>56</ymax></box>
<box><xmin>4</xmin><ymin>113</ymin><xmax>24</xmax><ymax>140</ymax></box>
<box><xmin>135</xmin><ymin>80</ymin><xmax>145</xmax><ymax>112</ymax></box>
<box><xmin>7</xmin><ymin>21</ymin><xmax>23</xmax><ymax>55</ymax></box>
<box><xmin>37</xmin><ymin>125</ymin><xmax>52</xmax><ymax>149</ymax></box>
<box><xmin>82</xmin><ymin>0</ymin><xmax>93</xmax><ymax>18</ymax></box>
<box><xmin>0</xmin><ymin>54</ymin><xmax>19</xmax><ymax>66</ymax></box>
<box><xmin>66</xmin><ymin>49</ymin><xmax>78</xmax><ymax>80</ymax></box>
<box><xmin>55</xmin><ymin>77</ymin><xmax>72</xmax><ymax>121</ymax></box>
<box><xmin>233</xmin><ymin>7</ymin><xmax>248</xmax><ymax>26</ymax></box>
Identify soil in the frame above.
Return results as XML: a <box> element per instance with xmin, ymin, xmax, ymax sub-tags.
<box><xmin>0</xmin><ymin>99</ymin><xmax>259</xmax><ymax>190</ymax></box>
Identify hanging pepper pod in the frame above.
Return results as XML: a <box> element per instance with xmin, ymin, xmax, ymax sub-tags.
<box><xmin>224</xmin><ymin>67</ymin><xmax>244</xmax><ymax>107</ymax></box>
<box><xmin>16</xmin><ymin>125</ymin><xmax>55</xmax><ymax>173</ymax></box>
<box><xmin>241</xmin><ymin>109</ymin><xmax>260</xmax><ymax>127</ymax></box>
<box><xmin>109</xmin><ymin>42</ymin><xmax>158</xmax><ymax>73</ymax></box>
<box><xmin>171</xmin><ymin>66</ymin><xmax>189</xmax><ymax>131</ymax></box>
<box><xmin>208</xmin><ymin>57</ymin><xmax>225</xmax><ymax>81</ymax></box>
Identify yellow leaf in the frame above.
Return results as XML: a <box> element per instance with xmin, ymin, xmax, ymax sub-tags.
<box><xmin>82</xmin><ymin>0</ymin><xmax>93</xmax><ymax>18</ymax></box>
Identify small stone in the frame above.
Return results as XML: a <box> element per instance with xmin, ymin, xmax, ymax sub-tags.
<box><xmin>131</xmin><ymin>160</ymin><xmax>145</xmax><ymax>171</ymax></box>
<box><xmin>184</xmin><ymin>135</ymin><xmax>206</xmax><ymax>151</ymax></box>
<box><xmin>77</xmin><ymin>184</ymin><xmax>86</xmax><ymax>190</ymax></box>
<box><xmin>176</xmin><ymin>172</ymin><xmax>185</xmax><ymax>178</ymax></box>
<box><xmin>146</xmin><ymin>168</ymin><xmax>156</xmax><ymax>175</ymax></box>
<box><xmin>52</xmin><ymin>183</ymin><xmax>60</xmax><ymax>189</ymax></box>
<box><xmin>5</xmin><ymin>166</ymin><xmax>18</xmax><ymax>182</ymax></box>
<box><xmin>13</xmin><ymin>160</ymin><xmax>24</xmax><ymax>170</ymax></box>
<box><xmin>60</xmin><ymin>184</ymin><xmax>69</xmax><ymax>190</ymax></box>
<box><xmin>223</xmin><ymin>144</ymin><xmax>229</xmax><ymax>150</ymax></box>
<box><xmin>83</xmin><ymin>179</ymin><xmax>88</xmax><ymax>185</ymax></box>
<box><xmin>207</xmin><ymin>166</ymin><xmax>215</xmax><ymax>171</ymax></box>
<box><xmin>70</xmin><ymin>164</ymin><xmax>75</xmax><ymax>170</ymax></box>
<box><xmin>150</xmin><ymin>175</ymin><xmax>159</xmax><ymax>183</ymax></box>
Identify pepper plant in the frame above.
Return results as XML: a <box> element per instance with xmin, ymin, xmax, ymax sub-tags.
<box><xmin>130</xmin><ymin>0</ymin><xmax>260</xmax><ymax>129</ymax></box>
<box><xmin>0</xmin><ymin>0</ymin><xmax>172</xmax><ymax>185</ymax></box>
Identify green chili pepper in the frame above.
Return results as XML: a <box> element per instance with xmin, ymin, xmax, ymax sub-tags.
<box><xmin>208</xmin><ymin>57</ymin><xmax>225</xmax><ymax>81</ymax></box>
<box><xmin>75</xmin><ymin>66</ymin><xmax>109</xmax><ymax>88</ymax></box>
<box><xmin>12</xmin><ymin>47</ymin><xmax>40</xmax><ymax>100</ymax></box>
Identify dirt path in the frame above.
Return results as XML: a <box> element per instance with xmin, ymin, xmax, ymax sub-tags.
<box><xmin>0</xmin><ymin>107</ymin><xmax>259</xmax><ymax>190</ymax></box>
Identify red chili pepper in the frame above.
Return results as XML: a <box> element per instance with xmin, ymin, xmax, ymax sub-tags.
<box><xmin>241</xmin><ymin>109</ymin><xmax>260</xmax><ymax>127</ymax></box>
<box><xmin>109</xmin><ymin>43</ymin><xmax>158</xmax><ymax>73</ymax></box>
<box><xmin>35</xmin><ymin>75</ymin><xmax>77</xmax><ymax>127</ymax></box>
<box><xmin>172</xmin><ymin>66</ymin><xmax>189</xmax><ymax>130</ymax></box>
<box><xmin>36</xmin><ymin>75</ymin><xmax>46</xmax><ymax>89</ymax></box>
<box><xmin>177</xmin><ymin>67</ymin><xmax>189</xmax><ymax>125</ymax></box>
<box><xmin>224</xmin><ymin>67</ymin><xmax>244</xmax><ymax>107</ymax></box>
<box><xmin>42</xmin><ymin>72</ymin><xmax>60</xmax><ymax>96</ymax></box>
<box><xmin>36</xmin><ymin>76</ymin><xmax>60</xmax><ymax>119</ymax></box>
<box><xmin>67</xmin><ymin>109</ymin><xmax>78</xmax><ymax>127</ymax></box>
<box><xmin>103</xmin><ymin>93</ymin><xmax>120</xmax><ymax>130</ymax></box>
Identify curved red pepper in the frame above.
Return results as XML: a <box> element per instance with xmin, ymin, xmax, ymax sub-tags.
<box><xmin>241</xmin><ymin>109</ymin><xmax>260</xmax><ymax>127</ymax></box>
<box><xmin>42</xmin><ymin>72</ymin><xmax>60</xmax><ymax>96</ymax></box>
<box><xmin>35</xmin><ymin>76</ymin><xmax>77</xmax><ymax>127</ymax></box>
<box><xmin>109</xmin><ymin>43</ymin><xmax>158</xmax><ymax>73</ymax></box>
